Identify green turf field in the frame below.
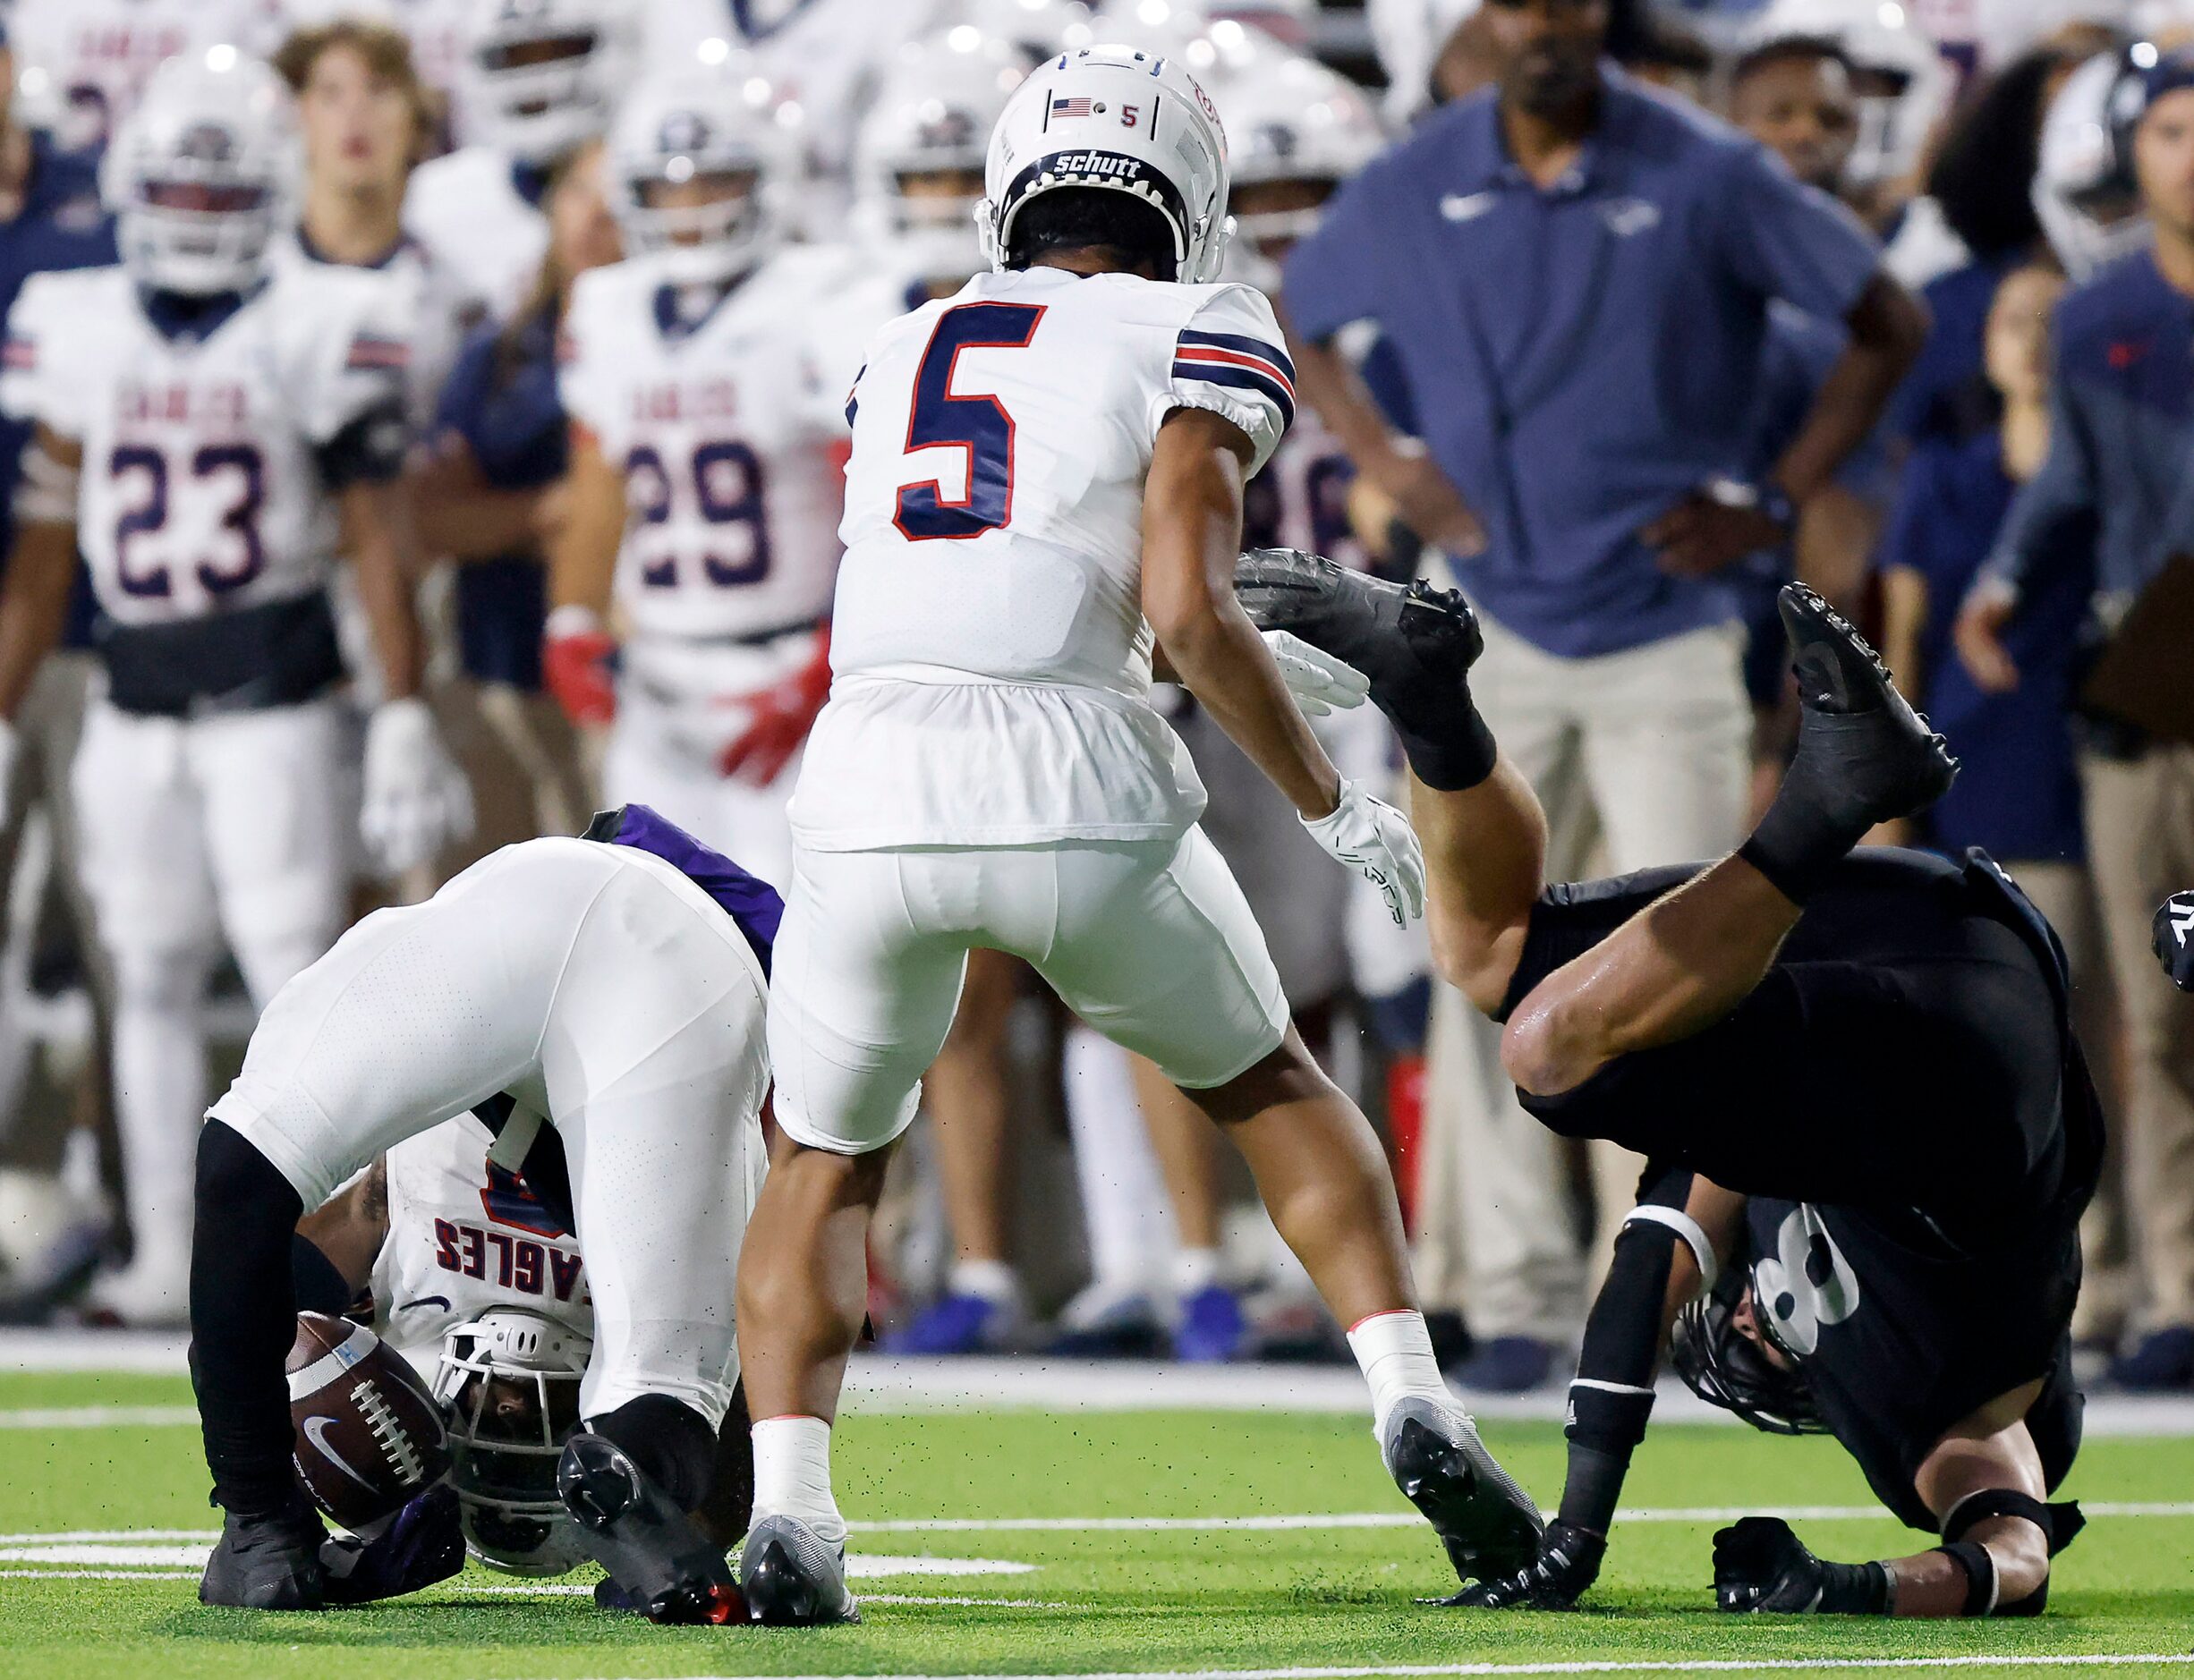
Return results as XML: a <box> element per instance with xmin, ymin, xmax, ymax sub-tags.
<box><xmin>0</xmin><ymin>1370</ymin><xmax>2188</xmax><ymax>1680</ymax></box>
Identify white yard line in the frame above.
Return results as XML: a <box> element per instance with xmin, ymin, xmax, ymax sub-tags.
<box><xmin>460</xmin><ymin>1584</ymin><xmax>1069</xmax><ymax>1608</ymax></box>
<box><xmin>3</xmin><ymin>1502</ymin><xmax>2191</xmax><ymax>1558</ymax></box>
<box><xmin>846</xmin><ymin>1503</ymin><xmax>2194</xmax><ymax>1533</ymax></box>
<box><xmin>566</xmin><ymin>1660</ymin><xmax>2194</xmax><ymax>1680</ymax></box>
<box><xmin>0</xmin><ymin>1405</ymin><xmax>198</xmax><ymax>1430</ymax></box>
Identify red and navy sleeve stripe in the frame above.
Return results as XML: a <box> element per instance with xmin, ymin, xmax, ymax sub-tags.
<box><xmin>1172</xmin><ymin>328</ymin><xmax>1296</xmax><ymax>428</ymax></box>
<box><xmin>344</xmin><ymin>333</ymin><xmax>411</xmax><ymax>372</ymax></box>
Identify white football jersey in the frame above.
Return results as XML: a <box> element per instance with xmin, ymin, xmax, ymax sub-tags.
<box><xmin>272</xmin><ymin>232</ymin><xmax>472</xmax><ymax>438</ymax></box>
<box><xmin>10</xmin><ymin>0</ymin><xmax>286</xmax><ymax>155</ymax></box>
<box><xmin>791</xmin><ymin>265</ymin><xmax>1293</xmax><ymax>850</ymax></box>
<box><xmin>372</xmin><ymin>1114</ymin><xmax>591</xmax><ymax>1375</ymax></box>
<box><xmin>0</xmin><ymin>263</ymin><xmax>410</xmax><ymax>625</ymax></box>
<box><xmin>559</xmin><ymin>245</ymin><xmax>856</xmax><ymax>641</ymax></box>
<box><xmin>403</xmin><ymin>145</ymin><xmax>550</xmax><ymax>326</ymax></box>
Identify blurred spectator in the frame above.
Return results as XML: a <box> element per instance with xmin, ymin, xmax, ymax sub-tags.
<box><xmin>1283</xmin><ymin>0</ymin><xmax>1925</xmax><ymax>1387</ymax></box>
<box><xmin>275</xmin><ymin>20</ymin><xmax>469</xmax><ymax>431</ymax></box>
<box><xmin>408</xmin><ymin>140</ymin><xmax>617</xmax><ymax>859</ymax></box>
<box><xmin>1954</xmin><ymin>52</ymin><xmax>2194</xmax><ymax>1390</ymax></box>
<box><xmin>1890</xmin><ymin>45</ymin><xmax>2094</xmax><ymax>446</ymax></box>
<box><xmin>5</xmin><ymin>0</ymin><xmax>285</xmax><ymax>157</ymax></box>
<box><xmin>1727</xmin><ymin>32</ymin><xmax>1860</xmax><ymax>197</ymax></box>
<box><xmin>0</xmin><ymin>20</ymin><xmax>119</xmax><ymax>1294</ymax></box>
<box><xmin>1875</xmin><ymin>263</ymin><xmax>2131</xmax><ymax>1347</ymax></box>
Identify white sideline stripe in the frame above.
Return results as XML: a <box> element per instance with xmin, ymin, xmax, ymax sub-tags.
<box><xmin>0</xmin><ymin>1405</ymin><xmax>197</xmax><ymax>1430</ymax></box>
<box><xmin>1</xmin><ymin>1336</ymin><xmax>2192</xmax><ymax>1436</ymax></box>
<box><xmin>563</xmin><ymin>1664</ymin><xmax>2194</xmax><ymax>1680</ymax></box>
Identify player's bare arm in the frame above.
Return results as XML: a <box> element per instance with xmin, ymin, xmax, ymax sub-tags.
<box><xmin>294</xmin><ymin>1157</ymin><xmax>391</xmax><ymax>1299</ymax></box>
<box><xmin>1280</xmin><ymin>307</ymin><xmax>1484</xmax><ymax>557</ymax></box>
<box><xmin>546</xmin><ymin>422</ymin><xmax>624</xmax><ymax>620</ymax></box>
<box><xmin>342</xmin><ymin>478</ymin><xmax>429</xmax><ymax>700</ymax></box>
<box><xmin>540</xmin><ymin>422</ymin><xmax>625</xmax><ymax>727</ymax></box>
<box><xmin>0</xmin><ymin>424</ymin><xmax>82</xmax><ymax>720</ymax></box>
<box><xmin>406</xmin><ymin>437</ymin><xmax>554</xmax><ymax>561</ymax></box>
<box><xmin>1142</xmin><ymin>405</ymin><xmax>1340</xmax><ymax>822</ymax></box>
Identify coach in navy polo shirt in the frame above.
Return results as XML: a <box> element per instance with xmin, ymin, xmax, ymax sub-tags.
<box><xmin>1281</xmin><ymin>0</ymin><xmax>1926</xmax><ymax>1388</ymax></box>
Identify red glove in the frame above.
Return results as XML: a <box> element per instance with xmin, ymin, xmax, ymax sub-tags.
<box><xmin>719</xmin><ymin>625</ymin><xmax>832</xmax><ymax>786</ymax></box>
<box><xmin>543</xmin><ymin>606</ymin><xmax>618</xmax><ymax>727</ymax></box>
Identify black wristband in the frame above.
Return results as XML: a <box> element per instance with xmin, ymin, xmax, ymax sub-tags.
<box><xmin>1935</xmin><ymin>1540</ymin><xmax>1998</xmax><ymax>1616</ymax></box>
<box><xmin>1817</xmin><ymin>1557</ymin><xmax>1892</xmax><ymax>1615</ymax></box>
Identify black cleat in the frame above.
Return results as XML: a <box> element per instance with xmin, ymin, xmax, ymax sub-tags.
<box><xmin>557</xmin><ymin>1430</ymin><xmax>743</xmax><ymax>1625</ymax></box>
<box><xmin>199</xmin><ymin>1495</ymin><xmax>327</xmax><ymax>1610</ymax></box>
<box><xmin>1381</xmin><ymin>1396</ymin><xmax>1544</xmax><ymax>1587</ymax></box>
<box><xmin>1235</xmin><ymin>547</ymin><xmax>1484</xmax><ymax>740</ymax></box>
<box><xmin>1776</xmin><ymin>584</ymin><xmax>1957</xmax><ymax>831</ymax></box>
<box><xmin>740</xmin><ymin>1515</ymin><xmax>859</xmax><ymax>1625</ymax></box>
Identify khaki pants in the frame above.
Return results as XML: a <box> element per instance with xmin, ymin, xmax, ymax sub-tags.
<box><xmin>2081</xmin><ymin>744</ymin><xmax>2194</xmax><ymax>1329</ymax></box>
<box><xmin>1416</xmin><ymin>615</ymin><xmax>1752</xmax><ymax>1341</ymax></box>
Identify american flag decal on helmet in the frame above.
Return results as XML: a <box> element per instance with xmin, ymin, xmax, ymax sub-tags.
<box><xmin>1171</xmin><ymin>328</ymin><xmax>1296</xmax><ymax>428</ymax></box>
<box><xmin>1050</xmin><ymin>97</ymin><xmax>1094</xmax><ymax>118</ymax></box>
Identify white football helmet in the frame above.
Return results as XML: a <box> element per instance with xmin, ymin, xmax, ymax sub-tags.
<box><xmin>102</xmin><ymin>51</ymin><xmax>298</xmax><ymax>297</ymax></box>
<box><xmin>2034</xmin><ymin>50</ymin><xmax>2156</xmax><ymax>281</ymax></box>
<box><xmin>980</xmin><ymin>43</ymin><xmax>1232</xmax><ymax>283</ymax></box>
<box><xmin>857</xmin><ymin>31</ymin><xmax>1031</xmax><ymax>283</ymax></box>
<box><xmin>1220</xmin><ymin>52</ymin><xmax>1382</xmax><ymax>256</ymax></box>
<box><xmin>609</xmin><ymin>68</ymin><xmax>784</xmax><ymax>285</ymax></box>
<box><xmin>1365</xmin><ymin>0</ymin><xmax>1479</xmax><ymax>123</ymax></box>
<box><xmin>464</xmin><ymin>0</ymin><xmax>630</xmax><ymax>166</ymax></box>
<box><xmin>1743</xmin><ymin>0</ymin><xmax>1952</xmax><ymax>187</ymax></box>
<box><xmin>432</xmin><ymin>1310</ymin><xmax>591</xmax><ymax>1577</ymax></box>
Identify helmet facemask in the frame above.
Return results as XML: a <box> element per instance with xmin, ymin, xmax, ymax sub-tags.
<box><xmin>1669</xmin><ymin>1256</ymin><xmax>1827</xmax><ymax>1438</ymax></box>
<box><xmin>433</xmin><ymin>1311</ymin><xmax>591</xmax><ymax>1576</ymax></box>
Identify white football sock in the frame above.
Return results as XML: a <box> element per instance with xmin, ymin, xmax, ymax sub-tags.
<box><xmin>111</xmin><ymin>973</ymin><xmax>208</xmax><ymax>1276</ymax></box>
<box><xmin>751</xmin><ymin>1414</ymin><xmax>846</xmax><ymax>1546</ymax></box>
<box><xmin>1173</xmin><ymin>1245</ymin><xmax>1222</xmax><ymax>1298</ymax></box>
<box><xmin>948</xmin><ymin>1258</ymin><xmax>1023</xmax><ymax>1313</ymax></box>
<box><xmin>1347</xmin><ymin>1309</ymin><xmax>1457</xmax><ymax>1439</ymax></box>
<box><xmin>1061</xmin><ymin>1025</ymin><xmax>1174</xmax><ymax>1296</ymax></box>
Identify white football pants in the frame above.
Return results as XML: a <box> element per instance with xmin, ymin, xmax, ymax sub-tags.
<box><xmin>210</xmin><ymin>836</ymin><xmax>769</xmax><ymax>1428</ymax></box>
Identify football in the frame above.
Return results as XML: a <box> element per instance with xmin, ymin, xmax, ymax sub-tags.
<box><xmin>287</xmin><ymin>1311</ymin><xmax>451</xmax><ymax>1538</ymax></box>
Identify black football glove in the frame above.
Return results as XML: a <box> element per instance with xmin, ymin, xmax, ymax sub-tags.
<box><xmin>319</xmin><ymin>1482</ymin><xmax>466</xmax><ymax>1605</ymax></box>
<box><xmin>1436</xmin><ymin>1520</ymin><xmax>1604</xmax><ymax>1609</ymax></box>
<box><xmin>1713</xmin><ymin>1515</ymin><xmax>1887</xmax><ymax>1614</ymax></box>
<box><xmin>2155</xmin><ymin>893</ymin><xmax>2194</xmax><ymax>992</ymax></box>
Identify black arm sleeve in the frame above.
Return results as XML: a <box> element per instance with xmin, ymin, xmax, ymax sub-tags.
<box><xmin>1557</xmin><ymin>1165</ymin><xmax>1697</xmax><ymax>1535</ymax></box>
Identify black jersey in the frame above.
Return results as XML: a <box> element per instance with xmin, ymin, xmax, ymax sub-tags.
<box><xmin>1508</xmin><ymin>847</ymin><xmax>2103</xmax><ymax>1528</ymax></box>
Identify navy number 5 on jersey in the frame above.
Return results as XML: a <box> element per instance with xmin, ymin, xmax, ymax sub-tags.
<box><xmin>893</xmin><ymin>301</ymin><xmax>1045</xmax><ymax>542</ymax></box>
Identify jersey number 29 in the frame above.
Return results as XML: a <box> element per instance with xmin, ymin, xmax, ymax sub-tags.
<box><xmin>893</xmin><ymin>301</ymin><xmax>1045</xmax><ymax>542</ymax></box>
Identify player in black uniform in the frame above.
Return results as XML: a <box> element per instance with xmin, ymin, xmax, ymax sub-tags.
<box><xmin>1238</xmin><ymin>552</ymin><xmax>2100</xmax><ymax>1617</ymax></box>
